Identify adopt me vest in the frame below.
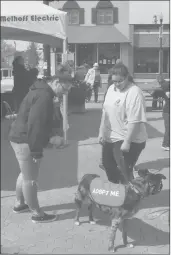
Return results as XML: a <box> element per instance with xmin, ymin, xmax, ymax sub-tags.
<box><xmin>89</xmin><ymin>176</ymin><xmax>126</xmax><ymax>207</ymax></box>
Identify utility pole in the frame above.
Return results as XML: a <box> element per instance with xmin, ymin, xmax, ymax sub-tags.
<box><xmin>43</xmin><ymin>0</ymin><xmax>51</xmax><ymax>77</ymax></box>
<box><xmin>159</xmin><ymin>14</ymin><xmax>163</xmax><ymax>76</ymax></box>
<box><xmin>153</xmin><ymin>13</ymin><xmax>163</xmax><ymax>76</ymax></box>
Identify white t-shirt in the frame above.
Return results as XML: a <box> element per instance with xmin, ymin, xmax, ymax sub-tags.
<box><xmin>103</xmin><ymin>83</ymin><xmax>147</xmax><ymax>143</ymax></box>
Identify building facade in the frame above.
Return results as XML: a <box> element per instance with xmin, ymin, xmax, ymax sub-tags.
<box><xmin>50</xmin><ymin>0</ymin><xmax>170</xmax><ymax>78</ymax></box>
<box><xmin>50</xmin><ymin>0</ymin><xmax>130</xmax><ymax>74</ymax></box>
<box><xmin>129</xmin><ymin>1</ymin><xmax>170</xmax><ymax>79</ymax></box>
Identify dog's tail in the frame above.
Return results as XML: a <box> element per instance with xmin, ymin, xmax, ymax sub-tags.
<box><xmin>79</xmin><ymin>173</ymin><xmax>100</xmax><ymax>184</ymax></box>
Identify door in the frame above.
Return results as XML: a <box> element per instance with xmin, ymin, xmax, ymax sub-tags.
<box><xmin>77</xmin><ymin>44</ymin><xmax>95</xmax><ymax>66</ymax></box>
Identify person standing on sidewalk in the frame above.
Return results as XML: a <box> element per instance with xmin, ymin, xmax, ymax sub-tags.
<box><xmin>9</xmin><ymin>66</ymin><xmax>72</xmax><ymax>223</ymax></box>
<box><xmin>98</xmin><ymin>63</ymin><xmax>147</xmax><ymax>184</ymax></box>
<box><xmin>151</xmin><ymin>75</ymin><xmax>169</xmax><ymax>110</ymax></box>
<box><xmin>161</xmin><ymin>85</ymin><xmax>170</xmax><ymax>151</ymax></box>
<box><xmin>84</xmin><ymin>63</ymin><xmax>102</xmax><ymax>103</ymax></box>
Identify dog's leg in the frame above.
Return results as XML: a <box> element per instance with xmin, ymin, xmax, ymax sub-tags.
<box><xmin>108</xmin><ymin>217</ymin><xmax>121</xmax><ymax>253</ymax></box>
<box><xmin>122</xmin><ymin>219</ymin><xmax>128</xmax><ymax>246</ymax></box>
<box><xmin>74</xmin><ymin>195</ymin><xmax>82</xmax><ymax>226</ymax></box>
<box><xmin>122</xmin><ymin>219</ymin><xmax>134</xmax><ymax>248</ymax></box>
<box><xmin>88</xmin><ymin>203</ymin><xmax>96</xmax><ymax>225</ymax></box>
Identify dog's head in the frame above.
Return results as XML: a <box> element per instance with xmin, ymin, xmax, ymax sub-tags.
<box><xmin>137</xmin><ymin>169</ymin><xmax>166</xmax><ymax>195</ymax></box>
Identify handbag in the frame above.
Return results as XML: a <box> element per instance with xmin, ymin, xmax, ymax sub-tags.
<box><xmin>1</xmin><ymin>101</ymin><xmax>17</xmax><ymax>140</ymax></box>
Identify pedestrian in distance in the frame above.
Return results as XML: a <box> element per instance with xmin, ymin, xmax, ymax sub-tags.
<box><xmin>84</xmin><ymin>63</ymin><xmax>102</xmax><ymax>103</ymax></box>
<box><xmin>98</xmin><ymin>63</ymin><xmax>147</xmax><ymax>184</ymax></box>
<box><xmin>161</xmin><ymin>81</ymin><xmax>170</xmax><ymax>151</ymax></box>
<box><xmin>9</xmin><ymin>64</ymin><xmax>72</xmax><ymax>223</ymax></box>
<box><xmin>151</xmin><ymin>75</ymin><xmax>169</xmax><ymax>110</ymax></box>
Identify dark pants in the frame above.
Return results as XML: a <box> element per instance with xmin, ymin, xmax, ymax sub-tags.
<box><xmin>93</xmin><ymin>86</ymin><xmax>99</xmax><ymax>102</ymax></box>
<box><xmin>151</xmin><ymin>89</ymin><xmax>164</xmax><ymax>109</ymax></box>
<box><xmin>162</xmin><ymin>113</ymin><xmax>170</xmax><ymax>147</ymax></box>
<box><xmin>86</xmin><ymin>82</ymin><xmax>99</xmax><ymax>102</ymax></box>
<box><xmin>86</xmin><ymin>88</ymin><xmax>92</xmax><ymax>101</ymax></box>
<box><xmin>102</xmin><ymin>141</ymin><xmax>146</xmax><ymax>183</ymax></box>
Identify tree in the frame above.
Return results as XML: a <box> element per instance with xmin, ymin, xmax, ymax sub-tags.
<box><xmin>1</xmin><ymin>40</ymin><xmax>16</xmax><ymax>67</ymax></box>
<box><xmin>25</xmin><ymin>42</ymin><xmax>40</xmax><ymax>68</ymax></box>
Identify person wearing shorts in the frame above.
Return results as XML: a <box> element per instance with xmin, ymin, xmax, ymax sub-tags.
<box><xmin>9</xmin><ymin>66</ymin><xmax>72</xmax><ymax>223</ymax></box>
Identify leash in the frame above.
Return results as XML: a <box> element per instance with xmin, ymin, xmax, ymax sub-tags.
<box><xmin>128</xmin><ymin>182</ymin><xmax>144</xmax><ymax>198</ymax></box>
<box><xmin>3</xmin><ymin>101</ymin><xmax>17</xmax><ymax>120</ymax></box>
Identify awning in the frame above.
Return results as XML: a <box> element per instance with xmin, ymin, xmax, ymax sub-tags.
<box><xmin>1</xmin><ymin>1</ymin><xmax>67</xmax><ymax>47</ymax></box>
<box><xmin>67</xmin><ymin>26</ymin><xmax>129</xmax><ymax>44</ymax></box>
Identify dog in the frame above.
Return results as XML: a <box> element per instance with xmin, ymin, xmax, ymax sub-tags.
<box><xmin>74</xmin><ymin>169</ymin><xmax>166</xmax><ymax>253</ymax></box>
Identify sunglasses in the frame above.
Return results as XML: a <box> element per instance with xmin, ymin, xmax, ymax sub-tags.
<box><xmin>111</xmin><ymin>75</ymin><xmax>125</xmax><ymax>84</ymax></box>
<box><xmin>113</xmin><ymin>79</ymin><xmax>125</xmax><ymax>85</ymax></box>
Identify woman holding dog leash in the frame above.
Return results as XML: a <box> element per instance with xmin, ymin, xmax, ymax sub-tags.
<box><xmin>9</xmin><ymin>64</ymin><xmax>72</xmax><ymax>223</ymax></box>
<box><xmin>98</xmin><ymin>63</ymin><xmax>147</xmax><ymax>184</ymax></box>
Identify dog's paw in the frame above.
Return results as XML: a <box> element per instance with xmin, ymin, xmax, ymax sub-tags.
<box><xmin>126</xmin><ymin>243</ymin><xmax>134</xmax><ymax>248</ymax></box>
<box><xmin>74</xmin><ymin>220</ymin><xmax>80</xmax><ymax>226</ymax></box>
<box><xmin>89</xmin><ymin>220</ymin><xmax>96</xmax><ymax>225</ymax></box>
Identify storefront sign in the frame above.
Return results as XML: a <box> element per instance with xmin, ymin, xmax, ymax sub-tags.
<box><xmin>1</xmin><ymin>15</ymin><xmax>59</xmax><ymax>22</ymax></box>
<box><xmin>134</xmin><ymin>34</ymin><xmax>169</xmax><ymax>48</ymax></box>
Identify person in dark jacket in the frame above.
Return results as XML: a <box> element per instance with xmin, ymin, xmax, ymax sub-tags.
<box><xmin>9</xmin><ymin>66</ymin><xmax>72</xmax><ymax>223</ymax></box>
<box><xmin>12</xmin><ymin>56</ymin><xmax>30</xmax><ymax>113</ymax></box>
<box><xmin>161</xmin><ymin>81</ymin><xmax>170</xmax><ymax>150</ymax></box>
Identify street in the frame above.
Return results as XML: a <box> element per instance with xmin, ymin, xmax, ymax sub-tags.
<box><xmin>1</xmin><ymin>97</ymin><xmax>169</xmax><ymax>254</ymax></box>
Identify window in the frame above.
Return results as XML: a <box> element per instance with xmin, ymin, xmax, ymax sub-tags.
<box><xmin>3</xmin><ymin>69</ymin><xmax>9</xmax><ymax>77</ymax></box>
<box><xmin>99</xmin><ymin>43</ymin><xmax>120</xmax><ymax>74</ymax></box>
<box><xmin>68</xmin><ymin>44</ymin><xmax>75</xmax><ymax>53</ymax></box>
<box><xmin>134</xmin><ymin>48</ymin><xmax>159</xmax><ymax>73</ymax></box>
<box><xmin>163</xmin><ymin>49</ymin><xmax>170</xmax><ymax>73</ymax></box>
<box><xmin>97</xmin><ymin>9</ymin><xmax>113</xmax><ymax>25</ymax></box>
<box><xmin>68</xmin><ymin>10</ymin><xmax>79</xmax><ymax>25</ymax></box>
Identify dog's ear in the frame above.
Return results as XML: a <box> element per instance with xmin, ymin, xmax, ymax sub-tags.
<box><xmin>138</xmin><ymin>169</ymin><xmax>150</xmax><ymax>178</ymax></box>
<box><xmin>156</xmin><ymin>174</ymin><xmax>166</xmax><ymax>180</ymax></box>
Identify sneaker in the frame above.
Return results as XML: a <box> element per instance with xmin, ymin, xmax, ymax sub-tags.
<box><xmin>13</xmin><ymin>204</ymin><xmax>30</xmax><ymax>213</ymax></box>
<box><xmin>162</xmin><ymin>146</ymin><xmax>170</xmax><ymax>151</ymax></box>
<box><xmin>31</xmin><ymin>213</ymin><xmax>57</xmax><ymax>223</ymax></box>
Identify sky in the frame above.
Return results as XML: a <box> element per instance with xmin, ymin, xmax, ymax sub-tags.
<box><xmin>129</xmin><ymin>1</ymin><xmax>170</xmax><ymax>24</ymax></box>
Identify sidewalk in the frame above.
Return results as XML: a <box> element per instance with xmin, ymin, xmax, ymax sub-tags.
<box><xmin>1</xmin><ymin>102</ymin><xmax>169</xmax><ymax>254</ymax></box>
